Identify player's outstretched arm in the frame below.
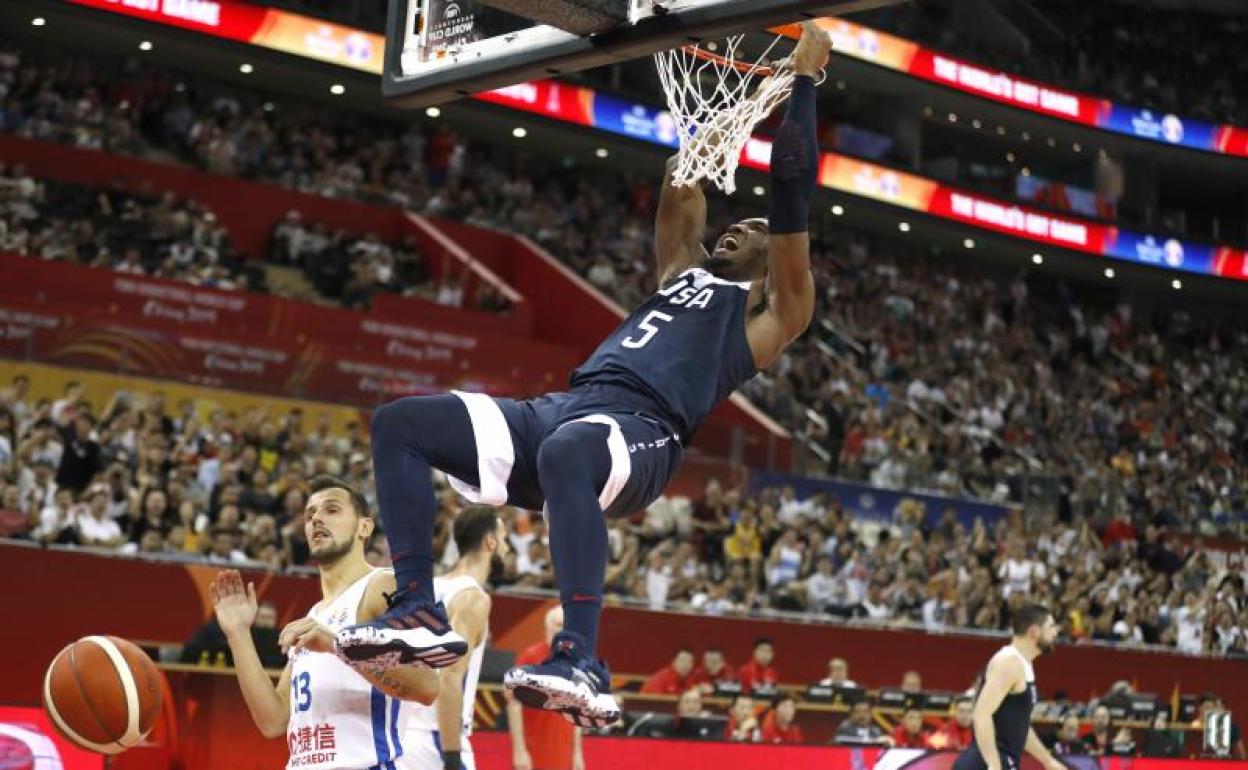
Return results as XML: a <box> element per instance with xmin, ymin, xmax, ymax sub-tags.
<box><xmin>211</xmin><ymin>570</ymin><xmax>291</xmax><ymax>739</ymax></box>
<box><xmin>654</xmin><ymin>155</ymin><xmax>709</xmax><ymax>285</ymax></box>
<box><xmin>437</xmin><ymin>589</ymin><xmax>491</xmax><ymax>769</ymax></box>
<box><xmin>746</xmin><ymin>22</ymin><xmax>828</xmax><ymax>370</ymax></box>
<box><xmin>356</xmin><ymin>572</ymin><xmax>441</xmax><ymax>705</ymax></box>
<box><xmin>972</xmin><ymin>653</ymin><xmax>1020</xmax><ymax>770</ymax></box>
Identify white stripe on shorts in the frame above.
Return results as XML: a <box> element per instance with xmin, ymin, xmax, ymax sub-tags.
<box><xmin>564</xmin><ymin>414</ymin><xmax>632</xmax><ymax>511</ymax></box>
<box><xmin>447</xmin><ymin>391</ymin><xmax>515</xmax><ymax>506</ymax></box>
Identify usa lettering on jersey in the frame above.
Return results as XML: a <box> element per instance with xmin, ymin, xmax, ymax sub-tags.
<box><xmin>619</xmin><ymin>276</ymin><xmax>723</xmax><ymax>349</ymax></box>
<box><xmin>657</xmin><ymin>276</ymin><xmax>717</xmax><ymax>309</ymax></box>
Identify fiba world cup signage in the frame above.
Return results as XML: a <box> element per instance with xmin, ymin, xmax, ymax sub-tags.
<box><xmin>420</xmin><ymin>0</ymin><xmax>481</xmax><ymax>58</ymax></box>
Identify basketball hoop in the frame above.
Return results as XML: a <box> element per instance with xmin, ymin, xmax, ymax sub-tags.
<box><xmin>679</xmin><ymin>43</ymin><xmax>778</xmax><ymax>77</ymax></box>
<box><xmin>654</xmin><ymin>34</ymin><xmax>794</xmax><ymax>194</ymax></box>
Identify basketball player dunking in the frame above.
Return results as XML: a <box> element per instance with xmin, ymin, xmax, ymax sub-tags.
<box><xmin>404</xmin><ymin>506</ymin><xmax>508</xmax><ymax>770</ymax></box>
<box><xmin>336</xmin><ymin>22</ymin><xmax>831</xmax><ymax>728</ymax></box>
<box><xmin>954</xmin><ymin>604</ymin><xmax>1065</xmax><ymax>770</ymax></box>
<box><xmin>211</xmin><ymin>476</ymin><xmax>441</xmax><ymax>770</ymax></box>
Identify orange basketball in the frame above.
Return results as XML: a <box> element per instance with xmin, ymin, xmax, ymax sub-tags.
<box><xmin>42</xmin><ymin>636</ymin><xmax>163</xmax><ymax>755</ymax></box>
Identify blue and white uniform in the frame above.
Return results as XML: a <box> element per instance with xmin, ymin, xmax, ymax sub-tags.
<box><xmin>287</xmin><ymin>569</ymin><xmax>407</xmax><ymax>770</ymax></box>
<box><xmin>402</xmin><ymin>575</ymin><xmax>487</xmax><ymax>770</ymax></box>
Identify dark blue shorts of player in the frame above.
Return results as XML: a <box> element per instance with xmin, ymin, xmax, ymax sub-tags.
<box><xmin>444</xmin><ymin>382</ymin><xmax>683</xmax><ymax>518</ymax></box>
<box><xmin>953</xmin><ymin>744</ymin><xmax>1020</xmax><ymax>770</ymax></box>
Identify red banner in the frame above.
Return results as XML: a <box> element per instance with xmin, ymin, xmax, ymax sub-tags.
<box><xmin>0</xmin><ymin>253</ymin><xmax>577</xmax><ymax>398</ymax></box>
<box><xmin>476</xmin><ymin>80</ymin><xmax>595</xmax><ymax>125</ymax></box>
<box><xmin>0</xmin><ymin>298</ymin><xmax>567</xmax><ymax>404</ymax></box>
<box><xmin>927</xmin><ymin>187</ymin><xmax>1113</xmax><ymax>253</ymax></box>
<box><xmin>908</xmin><ymin>50</ymin><xmax>1100</xmax><ymax>125</ymax></box>
<box><xmin>67</xmin><ymin>0</ymin><xmax>386</xmax><ymax>74</ymax></box>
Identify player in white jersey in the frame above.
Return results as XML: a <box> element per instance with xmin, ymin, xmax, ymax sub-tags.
<box><xmin>211</xmin><ymin>475</ymin><xmax>441</xmax><ymax>770</ymax></box>
<box><xmin>404</xmin><ymin>506</ymin><xmax>508</xmax><ymax>770</ymax></box>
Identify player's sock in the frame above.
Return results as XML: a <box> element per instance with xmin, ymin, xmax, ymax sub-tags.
<box><xmin>767</xmin><ymin>74</ymin><xmax>819</xmax><ymax>234</ymax></box>
<box><xmin>370</xmin><ymin>395</ymin><xmax>481</xmax><ymax>605</ymax></box>
<box><xmin>537</xmin><ymin>422</ymin><xmax>613</xmax><ymax>654</ymax></box>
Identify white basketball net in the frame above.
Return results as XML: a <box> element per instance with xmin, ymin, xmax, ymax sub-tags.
<box><xmin>654</xmin><ymin>35</ymin><xmax>794</xmax><ymax>195</ymax></box>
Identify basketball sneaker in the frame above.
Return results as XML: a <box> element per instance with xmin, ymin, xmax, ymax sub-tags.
<box><xmin>503</xmin><ymin>630</ymin><xmax>621</xmax><ymax>728</ymax></box>
<box><xmin>335</xmin><ymin>583</ymin><xmax>468</xmax><ymax>670</ymax></box>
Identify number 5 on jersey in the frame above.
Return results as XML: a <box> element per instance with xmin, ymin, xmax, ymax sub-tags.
<box><xmin>292</xmin><ymin>671</ymin><xmax>312</xmax><ymax>712</ymax></box>
<box><xmin>622</xmin><ymin>311</ymin><xmax>673</xmax><ymax>349</ymax></box>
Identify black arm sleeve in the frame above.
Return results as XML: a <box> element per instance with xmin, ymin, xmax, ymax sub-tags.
<box><xmin>766</xmin><ymin>75</ymin><xmax>819</xmax><ymax>235</ymax></box>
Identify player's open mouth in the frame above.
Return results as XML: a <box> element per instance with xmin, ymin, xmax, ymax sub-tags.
<box><xmin>719</xmin><ymin>235</ymin><xmax>739</xmax><ymax>251</ymax></box>
<box><xmin>311</xmin><ymin>530</ymin><xmax>330</xmax><ymax>543</ymax></box>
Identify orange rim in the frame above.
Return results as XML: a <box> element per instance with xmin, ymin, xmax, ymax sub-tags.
<box><xmin>680</xmin><ymin>44</ymin><xmax>777</xmax><ymax>76</ymax></box>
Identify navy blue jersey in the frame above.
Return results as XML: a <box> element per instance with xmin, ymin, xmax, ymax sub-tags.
<box><xmin>569</xmin><ymin>267</ymin><xmax>758</xmax><ymax>442</ymax></box>
<box><xmin>995</xmin><ymin>679</ymin><xmax>1037</xmax><ymax>759</ymax></box>
<box><xmin>954</xmin><ymin>648</ymin><xmax>1038</xmax><ymax>770</ymax></box>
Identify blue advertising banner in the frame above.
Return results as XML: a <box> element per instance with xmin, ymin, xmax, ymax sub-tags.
<box><xmin>1098</xmin><ymin>104</ymin><xmax>1221</xmax><ymax>152</ymax></box>
<box><xmin>749</xmin><ymin>471</ymin><xmax>1009</xmax><ymax>530</ymax></box>
<box><xmin>590</xmin><ymin>93</ymin><xmax>680</xmax><ymax>148</ymax></box>
<box><xmin>1104</xmin><ymin>231</ymin><xmax>1217</xmax><ymax>275</ymax></box>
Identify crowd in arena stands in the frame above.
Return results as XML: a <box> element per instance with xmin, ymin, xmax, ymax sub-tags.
<box><xmin>0</xmin><ymin>50</ymin><xmax>511</xmax><ymax>313</ymax></box>
<box><xmin>620</xmin><ymin>475</ymin><xmax>1247</xmax><ymax>656</ymax></box>
<box><xmin>0</xmin><ymin>157</ymin><xmax>503</xmax><ymax>312</ymax></box>
<box><xmin>3</xmin><ymin>43</ymin><xmax>1246</xmax><ymax>534</ymax></box>
<box><xmin>0</xmin><ymin>43</ymin><xmax>714</xmax><ymax>309</ymax></box>
<box><xmin>2</xmin><ymin>375</ymin><xmax>1245</xmax><ymax>659</ymax></box>
<box><xmin>0</xmin><ymin>375</ymin><xmax>375</xmax><ymax>567</ymax></box>
<box><xmin>634</xmin><ymin>644</ymin><xmax>1245</xmax><ymax>756</ymax></box>
<box><xmin>268</xmin><ymin>210</ymin><xmax>509</xmax><ymax>312</ymax></box>
<box><xmin>862</xmin><ymin>1</ymin><xmax>1247</xmax><ymax>126</ymax></box>
<box><xmin>0</xmin><ymin>162</ymin><xmax>263</xmax><ymax>291</ymax></box>
<box><xmin>763</xmin><ymin>246</ymin><xmax>1248</xmax><ymax>533</ymax></box>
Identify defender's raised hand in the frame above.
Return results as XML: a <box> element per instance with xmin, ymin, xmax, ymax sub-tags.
<box><xmin>210</xmin><ymin>569</ymin><xmax>258</xmax><ymax>638</ymax></box>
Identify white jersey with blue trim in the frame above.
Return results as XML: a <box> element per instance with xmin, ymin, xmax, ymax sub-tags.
<box><xmin>286</xmin><ymin>568</ymin><xmax>407</xmax><ymax>770</ymax></box>
<box><xmin>403</xmin><ymin>574</ymin><xmax>487</xmax><ymax>769</ymax></box>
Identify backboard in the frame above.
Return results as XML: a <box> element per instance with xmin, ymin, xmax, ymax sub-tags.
<box><xmin>383</xmin><ymin>0</ymin><xmax>907</xmax><ymax>108</ymax></box>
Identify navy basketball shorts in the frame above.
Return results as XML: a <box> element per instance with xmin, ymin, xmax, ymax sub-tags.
<box><xmin>953</xmin><ymin>745</ymin><xmax>1020</xmax><ymax>770</ymax></box>
<box><xmin>442</xmin><ymin>389</ymin><xmax>683</xmax><ymax>518</ymax></box>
